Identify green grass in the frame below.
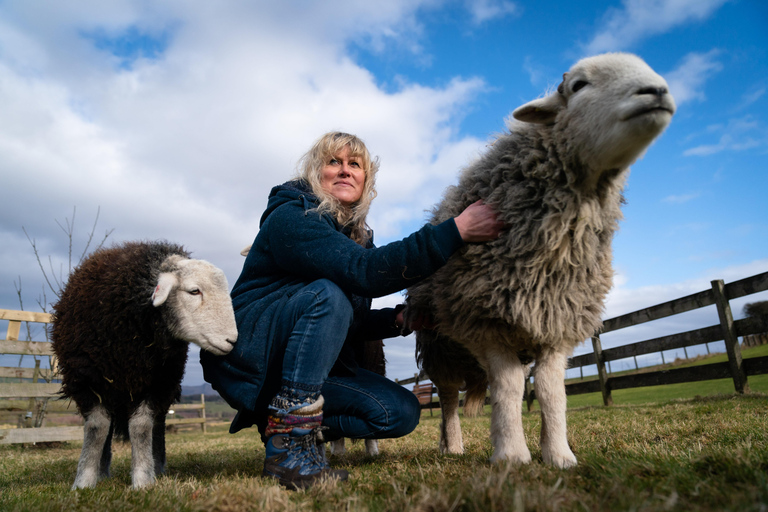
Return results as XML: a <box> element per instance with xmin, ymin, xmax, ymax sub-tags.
<box><xmin>2</xmin><ymin>392</ymin><xmax>768</xmax><ymax>511</ymax></box>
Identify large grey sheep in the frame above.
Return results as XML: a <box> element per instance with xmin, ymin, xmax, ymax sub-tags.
<box><xmin>406</xmin><ymin>53</ymin><xmax>675</xmax><ymax>468</ymax></box>
<box><xmin>51</xmin><ymin>241</ymin><xmax>237</xmax><ymax>489</ymax></box>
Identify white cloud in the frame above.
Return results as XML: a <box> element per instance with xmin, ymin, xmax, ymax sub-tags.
<box><xmin>665</xmin><ymin>50</ymin><xmax>723</xmax><ymax>105</ymax></box>
<box><xmin>584</xmin><ymin>0</ymin><xmax>729</xmax><ymax>54</ymax></box>
<box><xmin>683</xmin><ymin>115</ymin><xmax>765</xmax><ymax>156</ymax></box>
<box><xmin>662</xmin><ymin>192</ymin><xmax>700</xmax><ymax>204</ymax></box>
<box><xmin>738</xmin><ymin>87</ymin><xmax>766</xmax><ymax>110</ymax></box>
<box><xmin>0</xmin><ymin>1</ymin><xmax>491</xmax><ymax>312</ymax></box>
<box><xmin>464</xmin><ymin>0</ymin><xmax>519</xmax><ymax>25</ymax></box>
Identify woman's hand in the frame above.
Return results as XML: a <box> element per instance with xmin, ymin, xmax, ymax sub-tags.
<box><xmin>396</xmin><ymin>305</ymin><xmax>436</xmax><ymax>333</ymax></box>
<box><xmin>453</xmin><ymin>200</ymin><xmax>506</xmax><ymax>242</ymax></box>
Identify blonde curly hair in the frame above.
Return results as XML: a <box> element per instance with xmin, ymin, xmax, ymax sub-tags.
<box><xmin>297</xmin><ymin>132</ymin><xmax>379</xmax><ymax>245</ymax></box>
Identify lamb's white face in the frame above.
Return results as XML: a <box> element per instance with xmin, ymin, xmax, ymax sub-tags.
<box><xmin>152</xmin><ymin>257</ymin><xmax>237</xmax><ymax>355</ymax></box>
<box><xmin>514</xmin><ymin>53</ymin><xmax>676</xmax><ymax>174</ymax></box>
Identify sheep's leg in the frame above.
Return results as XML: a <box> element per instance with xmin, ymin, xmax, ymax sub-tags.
<box><xmin>329</xmin><ymin>438</ymin><xmax>346</xmax><ymax>456</ymax></box>
<box><xmin>128</xmin><ymin>401</ymin><xmax>156</xmax><ymax>489</ymax></box>
<box><xmin>365</xmin><ymin>439</ymin><xmax>379</xmax><ymax>456</ymax></box>
<box><xmin>437</xmin><ymin>383</ymin><xmax>463</xmax><ymax>454</ymax></box>
<box><xmin>535</xmin><ymin>348</ymin><xmax>577</xmax><ymax>468</ymax></box>
<box><xmin>487</xmin><ymin>350</ymin><xmax>531</xmax><ymax>464</ymax></box>
<box><xmin>72</xmin><ymin>404</ymin><xmax>112</xmax><ymax>489</ymax></box>
<box><xmin>152</xmin><ymin>411</ymin><xmax>167</xmax><ymax>476</ymax></box>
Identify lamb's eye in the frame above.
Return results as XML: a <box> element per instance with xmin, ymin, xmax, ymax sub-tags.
<box><xmin>572</xmin><ymin>80</ymin><xmax>588</xmax><ymax>93</ymax></box>
<box><xmin>188</xmin><ymin>289</ymin><xmax>201</xmax><ymax>296</ymax></box>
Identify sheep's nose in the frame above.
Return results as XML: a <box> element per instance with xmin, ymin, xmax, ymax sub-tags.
<box><xmin>638</xmin><ymin>86</ymin><xmax>668</xmax><ymax>98</ymax></box>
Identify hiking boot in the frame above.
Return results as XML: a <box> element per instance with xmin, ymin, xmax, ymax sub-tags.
<box><xmin>262</xmin><ymin>426</ymin><xmax>349</xmax><ymax>490</ymax></box>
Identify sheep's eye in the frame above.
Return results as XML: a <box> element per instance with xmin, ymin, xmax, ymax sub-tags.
<box><xmin>572</xmin><ymin>80</ymin><xmax>588</xmax><ymax>93</ymax></box>
<box><xmin>188</xmin><ymin>289</ymin><xmax>201</xmax><ymax>296</ymax></box>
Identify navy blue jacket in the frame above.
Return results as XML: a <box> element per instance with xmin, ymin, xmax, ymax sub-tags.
<box><xmin>201</xmin><ymin>180</ymin><xmax>463</xmax><ymax>428</ymax></box>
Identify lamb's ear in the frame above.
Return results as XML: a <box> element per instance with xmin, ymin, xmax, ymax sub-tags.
<box><xmin>152</xmin><ymin>272</ymin><xmax>178</xmax><ymax>307</ymax></box>
<box><xmin>512</xmin><ymin>93</ymin><xmax>564</xmax><ymax>125</ymax></box>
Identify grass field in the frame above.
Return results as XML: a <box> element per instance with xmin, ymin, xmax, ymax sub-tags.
<box><xmin>2</xmin><ymin>390</ymin><xmax>767</xmax><ymax>512</ymax></box>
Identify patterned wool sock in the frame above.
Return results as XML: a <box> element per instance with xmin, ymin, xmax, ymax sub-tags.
<box><xmin>265</xmin><ymin>395</ymin><xmax>324</xmax><ymax>437</ymax></box>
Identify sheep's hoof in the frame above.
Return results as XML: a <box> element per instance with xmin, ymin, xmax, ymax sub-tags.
<box><xmin>489</xmin><ymin>447</ymin><xmax>532</xmax><ymax>465</ymax></box>
<box><xmin>364</xmin><ymin>439</ymin><xmax>379</xmax><ymax>456</ymax></box>
<box><xmin>439</xmin><ymin>441</ymin><xmax>464</xmax><ymax>455</ymax></box>
<box><xmin>329</xmin><ymin>439</ymin><xmax>346</xmax><ymax>456</ymax></box>
<box><xmin>544</xmin><ymin>451</ymin><xmax>578</xmax><ymax>469</ymax></box>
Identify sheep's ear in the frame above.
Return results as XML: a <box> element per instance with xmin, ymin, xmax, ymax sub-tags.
<box><xmin>512</xmin><ymin>93</ymin><xmax>564</xmax><ymax>125</ymax></box>
<box><xmin>152</xmin><ymin>272</ymin><xmax>178</xmax><ymax>307</ymax></box>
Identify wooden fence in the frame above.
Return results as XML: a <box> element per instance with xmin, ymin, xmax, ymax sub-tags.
<box><xmin>0</xmin><ymin>309</ymin><xmax>83</xmax><ymax>444</ymax></box>
<box><xmin>167</xmin><ymin>395</ymin><xmax>207</xmax><ymax>433</ymax></box>
<box><xmin>397</xmin><ymin>271</ymin><xmax>768</xmax><ymax>410</ymax></box>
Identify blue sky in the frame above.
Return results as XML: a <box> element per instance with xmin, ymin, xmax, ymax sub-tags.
<box><xmin>0</xmin><ymin>0</ymin><xmax>766</xmax><ymax>386</ymax></box>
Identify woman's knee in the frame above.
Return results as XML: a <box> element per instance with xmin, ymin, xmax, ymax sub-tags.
<box><xmin>386</xmin><ymin>387</ymin><xmax>421</xmax><ymax>437</ymax></box>
<box><xmin>368</xmin><ymin>383</ymin><xmax>421</xmax><ymax>438</ymax></box>
<box><xmin>301</xmin><ymin>279</ymin><xmax>353</xmax><ymax>320</ymax></box>
<box><xmin>314</xmin><ymin>279</ymin><xmax>352</xmax><ymax>311</ymax></box>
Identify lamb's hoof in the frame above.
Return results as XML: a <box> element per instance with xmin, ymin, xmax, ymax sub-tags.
<box><xmin>71</xmin><ymin>471</ymin><xmax>99</xmax><ymax>490</ymax></box>
<box><xmin>131</xmin><ymin>473</ymin><xmax>156</xmax><ymax>489</ymax></box>
<box><xmin>71</xmin><ymin>481</ymin><xmax>97</xmax><ymax>491</ymax></box>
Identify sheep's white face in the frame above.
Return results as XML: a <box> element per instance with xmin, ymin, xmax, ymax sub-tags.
<box><xmin>513</xmin><ymin>53</ymin><xmax>675</xmax><ymax>175</ymax></box>
<box><xmin>151</xmin><ymin>257</ymin><xmax>237</xmax><ymax>356</ymax></box>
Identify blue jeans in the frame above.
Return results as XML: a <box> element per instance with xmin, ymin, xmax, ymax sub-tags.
<box><xmin>322</xmin><ymin>369</ymin><xmax>421</xmax><ymax>440</ymax></box>
<box><xmin>268</xmin><ymin>279</ymin><xmax>420</xmax><ymax>439</ymax></box>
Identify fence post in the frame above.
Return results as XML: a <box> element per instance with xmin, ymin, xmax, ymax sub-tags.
<box><xmin>523</xmin><ymin>376</ymin><xmax>534</xmax><ymax>412</ymax></box>
<box><xmin>591</xmin><ymin>335</ymin><xmax>612</xmax><ymax>406</ymax></box>
<box><xmin>711</xmin><ymin>279</ymin><xmax>749</xmax><ymax>393</ymax></box>
<box><xmin>200</xmin><ymin>394</ymin><xmax>207</xmax><ymax>434</ymax></box>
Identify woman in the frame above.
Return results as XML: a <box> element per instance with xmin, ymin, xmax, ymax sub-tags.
<box><xmin>201</xmin><ymin>132</ymin><xmax>504</xmax><ymax>489</ymax></box>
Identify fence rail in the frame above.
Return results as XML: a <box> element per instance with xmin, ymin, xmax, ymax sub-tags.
<box><xmin>398</xmin><ymin>271</ymin><xmax>768</xmax><ymax>410</ymax></box>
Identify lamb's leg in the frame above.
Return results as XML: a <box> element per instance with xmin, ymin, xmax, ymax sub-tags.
<box><xmin>152</xmin><ymin>410</ymin><xmax>167</xmax><ymax>476</ymax></box>
<box><xmin>128</xmin><ymin>401</ymin><xmax>156</xmax><ymax>489</ymax></box>
<box><xmin>72</xmin><ymin>404</ymin><xmax>112</xmax><ymax>489</ymax></box>
<box><xmin>437</xmin><ymin>383</ymin><xmax>463</xmax><ymax>454</ymax></box>
<box><xmin>487</xmin><ymin>350</ymin><xmax>531</xmax><ymax>464</ymax></box>
<box><xmin>535</xmin><ymin>348</ymin><xmax>577</xmax><ymax>468</ymax></box>
<box><xmin>98</xmin><ymin>420</ymin><xmax>114</xmax><ymax>480</ymax></box>
<box><xmin>365</xmin><ymin>439</ymin><xmax>379</xmax><ymax>456</ymax></box>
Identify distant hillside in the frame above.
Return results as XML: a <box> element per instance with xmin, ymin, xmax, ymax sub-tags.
<box><xmin>181</xmin><ymin>383</ymin><xmax>216</xmax><ymax>397</ymax></box>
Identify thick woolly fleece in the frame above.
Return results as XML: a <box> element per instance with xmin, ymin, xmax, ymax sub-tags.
<box><xmin>201</xmin><ymin>179</ymin><xmax>464</xmax><ymax>431</ymax></box>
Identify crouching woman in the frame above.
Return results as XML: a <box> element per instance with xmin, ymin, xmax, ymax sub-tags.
<box><xmin>201</xmin><ymin>131</ymin><xmax>503</xmax><ymax>489</ymax></box>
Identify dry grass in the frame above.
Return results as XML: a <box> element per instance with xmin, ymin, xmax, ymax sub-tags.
<box><xmin>1</xmin><ymin>393</ymin><xmax>767</xmax><ymax>511</ymax></box>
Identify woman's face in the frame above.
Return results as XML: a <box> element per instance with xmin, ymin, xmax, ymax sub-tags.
<box><xmin>320</xmin><ymin>145</ymin><xmax>365</xmax><ymax>206</ymax></box>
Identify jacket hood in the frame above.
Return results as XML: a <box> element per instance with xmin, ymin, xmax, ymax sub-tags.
<box><xmin>259</xmin><ymin>179</ymin><xmax>318</xmax><ymax>227</ymax></box>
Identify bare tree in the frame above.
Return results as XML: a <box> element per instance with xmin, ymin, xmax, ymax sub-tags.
<box><xmin>22</xmin><ymin>206</ymin><xmax>114</xmax><ymax>308</ymax></box>
<box><xmin>8</xmin><ymin>207</ymin><xmax>114</xmax><ymax>427</ymax></box>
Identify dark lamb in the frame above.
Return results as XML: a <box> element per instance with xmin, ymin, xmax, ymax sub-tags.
<box><xmin>52</xmin><ymin>240</ymin><xmax>237</xmax><ymax>489</ymax></box>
